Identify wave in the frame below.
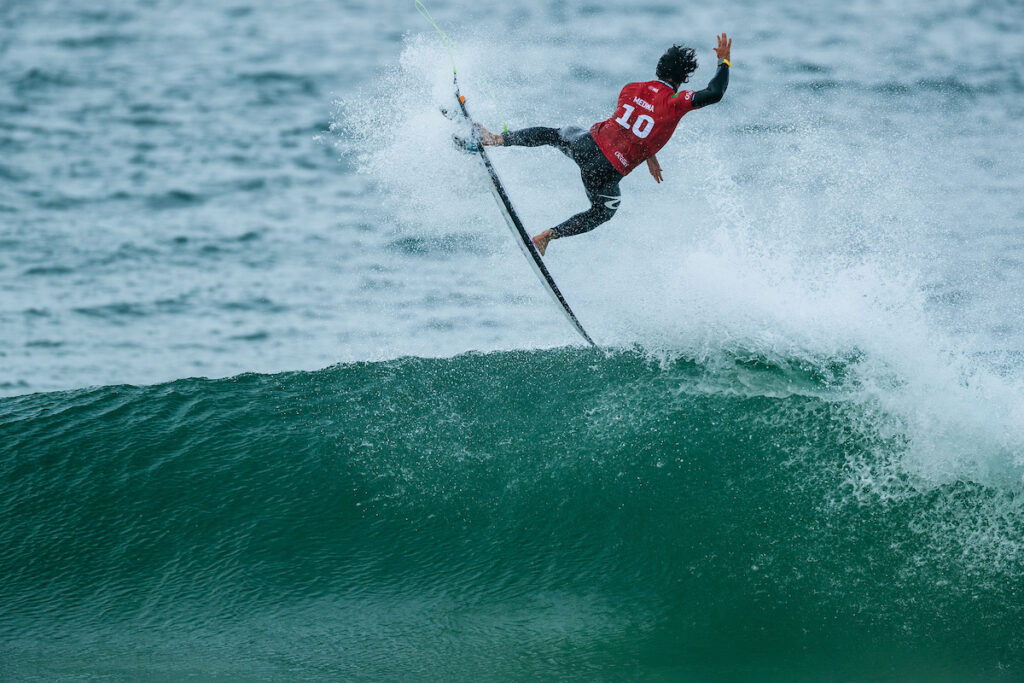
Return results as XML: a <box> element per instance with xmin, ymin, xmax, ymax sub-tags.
<box><xmin>2</xmin><ymin>348</ymin><xmax>1022</xmax><ymax>676</ymax></box>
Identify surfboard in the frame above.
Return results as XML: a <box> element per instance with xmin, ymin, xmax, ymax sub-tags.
<box><xmin>449</xmin><ymin>78</ymin><xmax>598</xmax><ymax>348</ymax></box>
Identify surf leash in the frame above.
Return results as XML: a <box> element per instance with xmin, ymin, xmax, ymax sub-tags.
<box><xmin>413</xmin><ymin>0</ymin><xmax>509</xmax><ymax>133</ymax></box>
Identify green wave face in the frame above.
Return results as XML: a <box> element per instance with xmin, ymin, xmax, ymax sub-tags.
<box><xmin>2</xmin><ymin>349</ymin><xmax>1022</xmax><ymax>680</ymax></box>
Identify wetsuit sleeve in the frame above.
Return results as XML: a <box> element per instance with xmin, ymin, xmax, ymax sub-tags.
<box><xmin>692</xmin><ymin>63</ymin><xmax>729</xmax><ymax>109</ymax></box>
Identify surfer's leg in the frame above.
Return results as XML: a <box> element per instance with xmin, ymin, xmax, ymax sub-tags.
<box><xmin>548</xmin><ymin>136</ymin><xmax>622</xmax><ymax>240</ymax></box>
<box><xmin>533</xmin><ymin>137</ymin><xmax>622</xmax><ymax>252</ymax></box>
<box><xmin>534</xmin><ymin>185</ymin><xmax>618</xmax><ymax>256</ymax></box>
<box><xmin>500</xmin><ymin>127</ymin><xmax>572</xmax><ymax>153</ymax></box>
<box><xmin>533</xmin><ymin>189</ymin><xmax>618</xmax><ymax>254</ymax></box>
<box><xmin>534</xmin><ymin>175</ymin><xmax>620</xmax><ymax>253</ymax></box>
<box><xmin>549</xmin><ymin>179</ymin><xmax>620</xmax><ymax>239</ymax></box>
<box><xmin>476</xmin><ymin>125</ymin><xmax>572</xmax><ymax>153</ymax></box>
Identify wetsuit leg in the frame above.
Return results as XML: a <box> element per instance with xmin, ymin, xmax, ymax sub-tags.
<box><xmin>502</xmin><ymin>127</ymin><xmax>571</xmax><ymax>154</ymax></box>
<box><xmin>503</xmin><ymin>126</ymin><xmax>622</xmax><ymax>239</ymax></box>
<box><xmin>550</xmin><ymin>133</ymin><xmax>622</xmax><ymax>239</ymax></box>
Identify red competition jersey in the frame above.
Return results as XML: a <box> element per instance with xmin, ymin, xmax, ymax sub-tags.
<box><xmin>590</xmin><ymin>80</ymin><xmax>697</xmax><ymax>175</ymax></box>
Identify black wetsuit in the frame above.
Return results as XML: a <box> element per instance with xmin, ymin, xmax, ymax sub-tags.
<box><xmin>502</xmin><ymin>126</ymin><xmax>620</xmax><ymax>239</ymax></box>
<box><xmin>501</xmin><ymin>62</ymin><xmax>729</xmax><ymax>239</ymax></box>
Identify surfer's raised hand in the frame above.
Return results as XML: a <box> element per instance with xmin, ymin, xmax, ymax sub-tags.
<box><xmin>714</xmin><ymin>33</ymin><xmax>731</xmax><ymax>62</ymax></box>
<box><xmin>646</xmin><ymin>155</ymin><xmax>663</xmax><ymax>184</ymax></box>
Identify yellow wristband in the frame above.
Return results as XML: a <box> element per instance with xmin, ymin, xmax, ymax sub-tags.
<box><xmin>722</xmin><ymin>59</ymin><xmax>731</xmax><ymax>67</ymax></box>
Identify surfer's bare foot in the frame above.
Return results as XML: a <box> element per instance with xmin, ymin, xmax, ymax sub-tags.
<box><xmin>532</xmin><ymin>229</ymin><xmax>555</xmax><ymax>256</ymax></box>
<box><xmin>475</xmin><ymin>124</ymin><xmax>503</xmax><ymax>146</ymax></box>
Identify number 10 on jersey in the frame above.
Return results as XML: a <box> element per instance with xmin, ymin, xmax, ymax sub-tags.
<box><xmin>614</xmin><ymin>104</ymin><xmax>654</xmax><ymax>139</ymax></box>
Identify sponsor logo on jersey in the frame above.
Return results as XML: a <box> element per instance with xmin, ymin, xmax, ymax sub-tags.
<box><xmin>632</xmin><ymin>97</ymin><xmax>654</xmax><ymax>112</ymax></box>
<box><xmin>649</xmin><ymin>85</ymin><xmax>660</xmax><ymax>93</ymax></box>
<box><xmin>615</xmin><ymin>151</ymin><xmax>629</xmax><ymax>167</ymax></box>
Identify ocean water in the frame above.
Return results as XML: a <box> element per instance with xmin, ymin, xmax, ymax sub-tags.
<box><xmin>2</xmin><ymin>0</ymin><xmax>1023</xmax><ymax>679</ymax></box>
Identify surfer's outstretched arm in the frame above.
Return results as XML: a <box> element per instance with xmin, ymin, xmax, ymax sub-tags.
<box><xmin>693</xmin><ymin>33</ymin><xmax>731</xmax><ymax>109</ymax></box>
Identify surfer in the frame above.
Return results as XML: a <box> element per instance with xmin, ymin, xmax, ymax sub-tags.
<box><xmin>474</xmin><ymin>34</ymin><xmax>731</xmax><ymax>255</ymax></box>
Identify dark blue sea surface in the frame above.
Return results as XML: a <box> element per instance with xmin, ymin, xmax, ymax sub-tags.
<box><xmin>2</xmin><ymin>0</ymin><xmax>1023</xmax><ymax>679</ymax></box>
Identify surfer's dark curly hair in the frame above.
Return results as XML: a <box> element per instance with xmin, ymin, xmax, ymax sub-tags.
<box><xmin>656</xmin><ymin>45</ymin><xmax>698</xmax><ymax>86</ymax></box>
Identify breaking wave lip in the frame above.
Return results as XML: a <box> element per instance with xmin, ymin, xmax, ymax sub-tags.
<box><xmin>0</xmin><ymin>340</ymin><xmax>1021</xmax><ymax>675</ymax></box>
<box><xmin>330</xmin><ymin>31</ymin><xmax>1024</xmax><ymax>497</ymax></box>
<box><xmin>2</xmin><ymin>342</ymin><xmax>1021</xmax><ymax>492</ymax></box>
<box><xmin>1</xmin><ymin>348</ymin><xmax>1022</xmax><ymax>655</ymax></box>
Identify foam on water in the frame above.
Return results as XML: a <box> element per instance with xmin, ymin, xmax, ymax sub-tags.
<box><xmin>336</xmin><ymin>32</ymin><xmax>1024</xmax><ymax>502</ymax></box>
